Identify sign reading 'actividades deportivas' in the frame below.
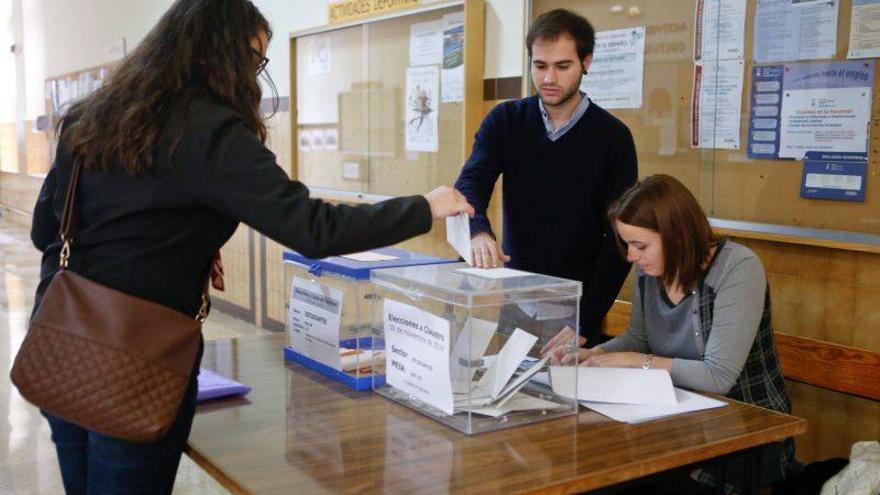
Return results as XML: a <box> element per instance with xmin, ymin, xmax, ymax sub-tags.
<box><xmin>328</xmin><ymin>0</ymin><xmax>420</xmax><ymax>24</ymax></box>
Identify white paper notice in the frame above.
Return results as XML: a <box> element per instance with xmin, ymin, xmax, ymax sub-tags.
<box><xmin>405</xmin><ymin>66</ymin><xmax>440</xmax><ymax>152</ymax></box>
<box><xmin>339</xmin><ymin>251</ymin><xmax>400</xmax><ymax>262</ymax></box>
<box><xmin>582</xmin><ymin>388</ymin><xmax>727</xmax><ymax>424</ymax></box>
<box><xmin>691</xmin><ymin>59</ymin><xmax>744</xmax><ymax>149</ymax></box>
<box><xmin>848</xmin><ymin>0</ymin><xmax>880</xmax><ymax>59</ymax></box>
<box><xmin>450</xmin><ymin>317</ymin><xmax>497</xmax><ymax>393</ymax></box>
<box><xmin>446</xmin><ymin>212</ymin><xmax>472</xmax><ymax>265</ymax></box>
<box><xmin>550</xmin><ymin>366</ymin><xmax>677</xmax><ymax>405</ymax></box>
<box><xmin>779</xmin><ymin>88</ymin><xmax>872</xmax><ymax>158</ymax></box>
<box><xmin>778</xmin><ymin>60</ymin><xmax>875</xmax><ymax>159</ymax></box>
<box><xmin>288</xmin><ymin>277</ymin><xmax>344</xmax><ymax>369</ymax></box>
<box><xmin>695</xmin><ymin>0</ymin><xmax>746</xmax><ymax>61</ymax></box>
<box><xmin>441</xmin><ymin>12</ymin><xmax>464</xmax><ymax>103</ymax></box>
<box><xmin>409</xmin><ymin>20</ymin><xmax>443</xmax><ymax>67</ymax></box>
<box><xmin>307</xmin><ymin>36</ymin><xmax>332</xmax><ymax>76</ymax></box>
<box><xmin>581</xmin><ymin>27</ymin><xmax>646</xmax><ymax>109</ymax></box>
<box><xmin>455</xmin><ymin>267</ymin><xmax>531</xmax><ymax>279</ymax></box>
<box><xmin>754</xmin><ymin>0</ymin><xmax>839</xmax><ymax>63</ymax></box>
<box><xmin>383</xmin><ymin>299</ymin><xmax>454</xmax><ymax>415</ymax></box>
<box><xmin>477</xmin><ymin>329</ymin><xmax>538</xmax><ymax>399</ymax></box>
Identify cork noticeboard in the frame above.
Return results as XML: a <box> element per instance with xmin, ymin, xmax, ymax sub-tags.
<box><xmin>291</xmin><ymin>1</ymin><xmax>485</xmax><ymax>200</ymax></box>
<box><xmin>532</xmin><ymin>0</ymin><xmax>880</xmax><ymax>236</ymax></box>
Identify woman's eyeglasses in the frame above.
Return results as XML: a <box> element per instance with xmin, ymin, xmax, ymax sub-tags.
<box><xmin>252</xmin><ymin>48</ymin><xmax>269</xmax><ymax>75</ymax></box>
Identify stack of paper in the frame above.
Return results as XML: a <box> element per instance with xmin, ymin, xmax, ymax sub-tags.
<box><xmin>453</xmin><ymin>328</ymin><xmax>564</xmax><ymax>417</ymax></box>
<box><xmin>549</xmin><ymin>366</ymin><xmax>727</xmax><ymax>423</ymax></box>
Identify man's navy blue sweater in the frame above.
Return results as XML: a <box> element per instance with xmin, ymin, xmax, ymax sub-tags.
<box><xmin>455</xmin><ymin>96</ymin><xmax>637</xmax><ymax>343</ymax></box>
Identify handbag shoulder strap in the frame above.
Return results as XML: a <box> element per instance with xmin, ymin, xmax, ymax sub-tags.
<box><xmin>58</xmin><ymin>160</ymin><xmax>82</xmax><ymax>269</ymax></box>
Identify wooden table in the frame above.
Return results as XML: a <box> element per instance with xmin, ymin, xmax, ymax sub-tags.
<box><xmin>186</xmin><ymin>335</ymin><xmax>806</xmax><ymax>494</ymax></box>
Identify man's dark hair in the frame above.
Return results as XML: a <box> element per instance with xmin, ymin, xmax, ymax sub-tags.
<box><xmin>526</xmin><ymin>9</ymin><xmax>595</xmax><ymax>60</ymax></box>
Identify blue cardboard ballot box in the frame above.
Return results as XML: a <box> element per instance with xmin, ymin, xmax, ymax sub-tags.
<box><xmin>282</xmin><ymin>247</ymin><xmax>455</xmax><ymax>390</ymax></box>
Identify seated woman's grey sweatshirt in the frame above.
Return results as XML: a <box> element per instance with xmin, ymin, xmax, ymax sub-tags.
<box><xmin>598</xmin><ymin>240</ymin><xmax>766</xmax><ymax>394</ymax></box>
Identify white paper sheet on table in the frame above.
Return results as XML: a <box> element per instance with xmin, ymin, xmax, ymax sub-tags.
<box><xmin>445</xmin><ymin>212</ymin><xmax>472</xmax><ymax>265</ymax></box>
<box><xmin>582</xmin><ymin>388</ymin><xmax>726</xmax><ymax>424</ymax></box>
<box><xmin>339</xmin><ymin>251</ymin><xmax>400</xmax><ymax>262</ymax></box>
<box><xmin>549</xmin><ymin>366</ymin><xmax>677</xmax><ymax>405</ymax></box>
<box><xmin>476</xmin><ymin>329</ymin><xmax>537</xmax><ymax>399</ymax></box>
<box><xmin>455</xmin><ymin>267</ymin><xmax>531</xmax><ymax>279</ymax></box>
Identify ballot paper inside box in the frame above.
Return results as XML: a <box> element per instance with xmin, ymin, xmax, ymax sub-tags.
<box><xmin>283</xmin><ymin>247</ymin><xmax>455</xmax><ymax>390</ymax></box>
<box><xmin>370</xmin><ymin>262</ymin><xmax>582</xmax><ymax>434</ymax></box>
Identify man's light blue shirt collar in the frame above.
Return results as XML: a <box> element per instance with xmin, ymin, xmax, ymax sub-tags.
<box><xmin>539</xmin><ymin>91</ymin><xmax>590</xmax><ymax>142</ymax></box>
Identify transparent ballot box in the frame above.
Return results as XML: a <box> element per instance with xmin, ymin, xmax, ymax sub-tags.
<box><xmin>370</xmin><ymin>263</ymin><xmax>582</xmax><ymax>434</ymax></box>
<box><xmin>283</xmin><ymin>247</ymin><xmax>455</xmax><ymax>390</ymax></box>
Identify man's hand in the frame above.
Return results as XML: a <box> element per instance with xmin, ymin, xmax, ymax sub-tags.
<box><xmin>471</xmin><ymin>232</ymin><xmax>510</xmax><ymax>268</ymax></box>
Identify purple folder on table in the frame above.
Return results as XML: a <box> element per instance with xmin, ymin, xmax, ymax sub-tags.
<box><xmin>196</xmin><ymin>367</ymin><xmax>252</xmax><ymax>402</ymax></box>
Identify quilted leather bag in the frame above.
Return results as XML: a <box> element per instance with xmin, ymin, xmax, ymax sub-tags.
<box><xmin>10</xmin><ymin>160</ymin><xmax>205</xmax><ymax>443</ymax></box>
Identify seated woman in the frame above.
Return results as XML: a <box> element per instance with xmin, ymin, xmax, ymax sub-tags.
<box><xmin>544</xmin><ymin>174</ymin><xmax>796</xmax><ymax>494</ymax></box>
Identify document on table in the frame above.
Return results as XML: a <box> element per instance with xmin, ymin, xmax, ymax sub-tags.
<box><xmin>582</xmin><ymin>388</ymin><xmax>727</xmax><ymax>424</ymax></box>
<box><xmin>549</xmin><ymin>366</ymin><xmax>677</xmax><ymax>405</ymax></box>
<box><xmin>446</xmin><ymin>212</ymin><xmax>472</xmax><ymax>265</ymax></box>
<box><xmin>455</xmin><ymin>267</ymin><xmax>531</xmax><ymax>279</ymax></box>
<box><xmin>848</xmin><ymin>0</ymin><xmax>880</xmax><ymax>59</ymax></box>
<box><xmin>691</xmin><ymin>59</ymin><xmax>744</xmax><ymax>149</ymax></box>
<box><xmin>754</xmin><ymin>0</ymin><xmax>839</xmax><ymax>63</ymax></box>
<box><xmin>339</xmin><ymin>251</ymin><xmax>400</xmax><ymax>262</ymax></box>
<box><xmin>476</xmin><ymin>329</ymin><xmax>538</xmax><ymax>399</ymax></box>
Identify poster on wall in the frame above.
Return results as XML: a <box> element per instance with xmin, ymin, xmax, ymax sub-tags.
<box><xmin>581</xmin><ymin>26</ymin><xmax>646</xmax><ymax>109</ymax></box>
<box><xmin>691</xmin><ymin>59</ymin><xmax>744</xmax><ymax>149</ymax></box>
<box><xmin>307</xmin><ymin>36</ymin><xmax>332</xmax><ymax>76</ymax></box>
<box><xmin>753</xmin><ymin>0</ymin><xmax>839</xmax><ymax>63</ymax></box>
<box><xmin>409</xmin><ymin>20</ymin><xmax>443</xmax><ymax>67</ymax></box>
<box><xmin>404</xmin><ymin>66</ymin><xmax>440</xmax><ymax>153</ymax></box>
<box><xmin>441</xmin><ymin>12</ymin><xmax>464</xmax><ymax>103</ymax></box>
<box><xmin>848</xmin><ymin>0</ymin><xmax>880</xmax><ymax>59</ymax></box>
<box><xmin>747</xmin><ymin>65</ymin><xmax>785</xmax><ymax>159</ymax></box>
<box><xmin>800</xmin><ymin>152</ymin><xmax>868</xmax><ymax>202</ymax></box>
<box><xmin>694</xmin><ymin>0</ymin><xmax>746</xmax><ymax>61</ymax></box>
<box><xmin>778</xmin><ymin>60</ymin><xmax>875</xmax><ymax>159</ymax></box>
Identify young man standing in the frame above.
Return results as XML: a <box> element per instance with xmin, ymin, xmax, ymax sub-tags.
<box><xmin>454</xmin><ymin>9</ymin><xmax>638</xmax><ymax>346</ymax></box>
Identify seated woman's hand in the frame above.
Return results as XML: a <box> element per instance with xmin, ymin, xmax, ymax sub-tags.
<box><xmin>540</xmin><ymin>325</ymin><xmax>586</xmax><ymax>363</ymax></box>
<box><xmin>580</xmin><ymin>351</ymin><xmax>644</xmax><ymax>368</ymax></box>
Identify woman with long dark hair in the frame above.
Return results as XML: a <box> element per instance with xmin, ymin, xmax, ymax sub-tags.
<box><xmin>29</xmin><ymin>0</ymin><xmax>472</xmax><ymax>492</ymax></box>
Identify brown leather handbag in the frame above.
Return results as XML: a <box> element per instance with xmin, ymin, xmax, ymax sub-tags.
<box><xmin>10</xmin><ymin>160</ymin><xmax>206</xmax><ymax>443</ymax></box>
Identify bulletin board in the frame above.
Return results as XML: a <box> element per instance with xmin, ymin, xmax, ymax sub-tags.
<box><xmin>41</xmin><ymin>63</ymin><xmax>116</xmax><ymax>174</ymax></box>
<box><xmin>530</xmin><ymin>0</ymin><xmax>880</xmax><ymax>237</ymax></box>
<box><xmin>290</xmin><ymin>0</ymin><xmax>485</xmax><ymax>199</ymax></box>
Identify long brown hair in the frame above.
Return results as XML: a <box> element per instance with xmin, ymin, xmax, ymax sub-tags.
<box><xmin>608</xmin><ymin>174</ymin><xmax>719</xmax><ymax>291</ymax></box>
<box><xmin>59</xmin><ymin>0</ymin><xmax>272</xmax><ymax>175</ymax></box>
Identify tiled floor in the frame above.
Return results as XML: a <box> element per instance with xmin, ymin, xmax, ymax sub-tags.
<box><xmin>0</xmin><ymin>215</ymin><xmax>270</xmax><ymax>494</ymax></box>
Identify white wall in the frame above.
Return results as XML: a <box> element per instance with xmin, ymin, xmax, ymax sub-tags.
<box><xmin>19</xmin><ymin>0</ymin><xmax>526</xmax><ymax>119</ymax></box>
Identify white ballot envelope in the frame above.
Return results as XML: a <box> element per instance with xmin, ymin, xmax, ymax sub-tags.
<box><xmin>446</xmin><ymin>212</ymin><xmax>473</xmax><ymax>265</ymax></box>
